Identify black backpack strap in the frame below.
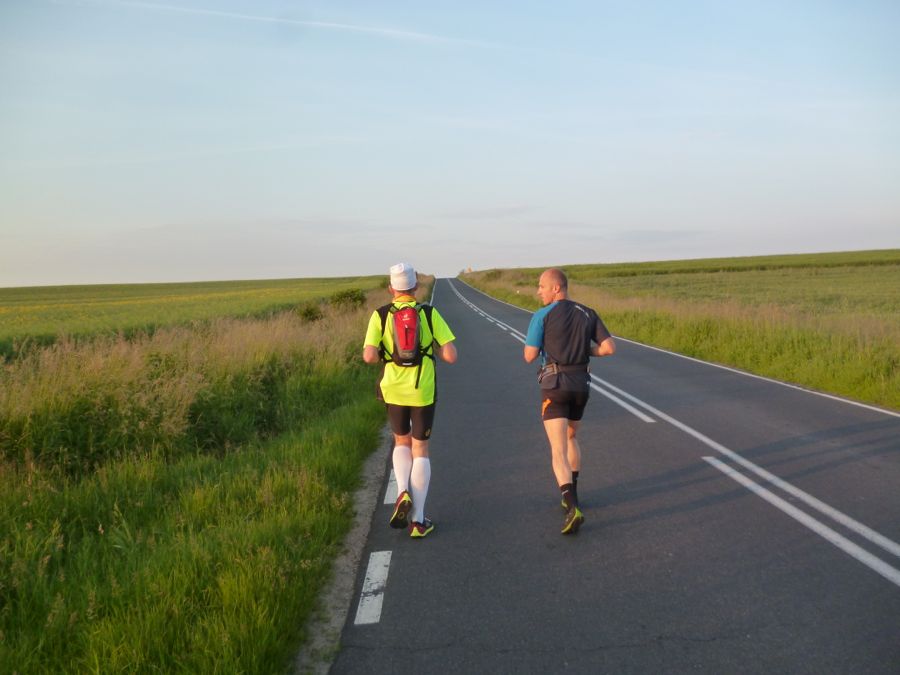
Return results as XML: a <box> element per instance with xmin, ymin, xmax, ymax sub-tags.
<box><xmin>418</xmin><ymin>304</ymin><xmax>435</xmax><ymax>359</ymax></box>
<box><xmin>376</xmin><ymin>304</ymin><xmax>393</xmax><ymax>362</ymax></box>
<box><xmin>413</xmin><ymin>304</ymin><xmax>436</xmax><ymax>389</ymax></box>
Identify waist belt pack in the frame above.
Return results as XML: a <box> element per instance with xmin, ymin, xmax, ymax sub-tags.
<box><xmin>537</xmin><ymin>362</ymin><xmax>589</xmax><ymax>389</ymax></box>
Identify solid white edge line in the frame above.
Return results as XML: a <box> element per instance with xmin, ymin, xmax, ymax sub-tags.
<box><xmin>455</xmin><ymin>276</ymin><xmax>532</xmax><ymax>313</ymax></box>
<box><xmin>454</xmin><ymin>277</ymin><xmax>899</xmax><ymax>419</ymax></box>
<box><xmin>703</xmin><ymin>457</ymin><xmax>900</xmax><ymax>588</ymax></box>
<box><xmin>594</xmin><ymin>373</ymin><xmax>900</xmax><ymax>560</ymax></box>
<box><xmin>354</xmin><ymin>550</ymin><xmax>393</xmax><ymax>625</ymax></box>
<box><xmin>614</xmin><ymin>336</ymin><xmax>900</xmax><ymax>419</ymax></box>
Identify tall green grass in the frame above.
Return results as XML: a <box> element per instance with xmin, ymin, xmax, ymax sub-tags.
<box><xmin>1</xmin><ymin>297</ymin><xmax>367</xmax><ymax>475</ymax></box>
<box><xmin>1</xmin><ymin>399</ymin><xmax>381</xmax><ymax>672</ymax></box>
<box><xmin>462</xmin><ymin>251</ymin><xmax>899</xmax><ymax>410</ymax></box>
<box><xmin>0</xmin><ymin>279</ymin><xmax>433</xmax><ymax>672</ymax></box>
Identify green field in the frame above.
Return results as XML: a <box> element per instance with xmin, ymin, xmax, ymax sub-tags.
<box><xmin>0</xmin><ymin>275</ymin><xmax>385</xmax><ymax>359</ymax></box>
<box><xmin>0</xmin><ymin>277</ymin><xmax>434</xmax><ymax>673</ymax></box>
<box><xmin>462</xmin><ymin>249</ymin><xmax>900</xmax><ymax>410</ymax></box>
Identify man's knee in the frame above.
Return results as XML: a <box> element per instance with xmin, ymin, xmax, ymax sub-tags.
<box><xmin>411</xmin><ymin>438</ymin><xmax>430</xmax><ymax>458</ymax></box>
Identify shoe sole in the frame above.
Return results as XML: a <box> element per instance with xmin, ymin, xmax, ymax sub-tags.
<box><xmin>389</xmin><ymin>496</ymin><xmax>412</xmax><ymax>529</ymax></box>
<box><xmin>561</xmin><ymin>510</ymin><xmax>584</xmax><ymax>535</ymax></box>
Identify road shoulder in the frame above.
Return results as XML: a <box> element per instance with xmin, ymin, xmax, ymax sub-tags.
<box><xmin>293</xmin><ymin>426</ymin><xmax>392</xmax><ymax>674</ymax></box>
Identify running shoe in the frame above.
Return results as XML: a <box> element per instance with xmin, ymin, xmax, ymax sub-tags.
<box><xmin>408</xmin><ymin>518</ymin><xmax>435</xmax><ymax>538</ymax></box>
<box><xmin>561</xmin><ymin>506</ymin><xmax>584</xmax><ymax>535</ymax></box>
<box><xmin>389</xmin><ymin>490</ymin><xmax>412</xmax><ymax>529</ymax></box>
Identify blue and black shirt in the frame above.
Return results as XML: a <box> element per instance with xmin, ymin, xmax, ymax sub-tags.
<box><xmin>526</xmin><ymin>299</ymin><xmax>611</xmax><ymax>391</ymax></box>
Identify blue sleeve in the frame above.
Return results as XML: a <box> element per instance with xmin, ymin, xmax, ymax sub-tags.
<box><xmin>525</xmin><ymin>314</ymin><xmax>543</xmax><ymax>348</ymax></box>
<box><xmin>526</xmin><ymin>303</ymin><xmax>554</xmax><ymax>347</ymax></box>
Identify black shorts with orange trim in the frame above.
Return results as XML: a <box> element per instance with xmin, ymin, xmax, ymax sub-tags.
<box><xmin>386</xmin><ymin>403</ymin><xmax>436</xmax><ymax>440</ymax></box>
<box><xmin>541</xmin><ymin>388</ymin><xmax>589</xmax><ymax>421</ymax></box>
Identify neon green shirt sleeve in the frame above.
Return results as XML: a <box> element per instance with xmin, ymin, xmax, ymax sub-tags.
<box><xmin>364</xmin><ymin>310</ymin><xmax>383</xmax><ymax>349</ymax></box>
<box><xmin>430</xmin><ymin>307</ymin><xmax>455</xmax><ymax>346</ymax></box>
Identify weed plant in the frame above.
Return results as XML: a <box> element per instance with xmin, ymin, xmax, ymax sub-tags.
<box><xmin>0</xmin><ymin>280</ymin><xmax>433</xmax><ymax>672</ymax></box>
<box><xmin>462</xmin><ymin>252</ymin><xmax>899</xmax><ymax>410</ymax></box>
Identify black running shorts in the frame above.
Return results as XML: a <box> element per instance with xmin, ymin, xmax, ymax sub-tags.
<box><xmin>541</xmin><ymin>388</ymin><xmax>589</xmax><ymax>421</ymax></box>
<box><xmin>386</xmin><ymin>403</ymin><xmax>436</xmax><ymax>440</ymax></box>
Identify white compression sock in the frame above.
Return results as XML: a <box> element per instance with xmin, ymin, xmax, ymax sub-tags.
<box><xmin>410</xmin><ymin>457</ymin><xmax>431</xmax><ymax>524</ymax></box>
<box><xmin>392</xmin><ymin>445</ymin><xmax>412</xmax><ymax>495</ymax></box>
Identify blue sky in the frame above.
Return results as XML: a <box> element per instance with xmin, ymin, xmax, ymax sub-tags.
<box><xmin>1</xmin><ymin>0</ymin><xmax>898</xmax><ymax>287</ymax></box>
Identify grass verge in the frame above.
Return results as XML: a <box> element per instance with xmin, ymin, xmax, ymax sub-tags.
<box><xmin>1</xmin><ymin>278</ymin><xmax>434</xmax><ymax>672</ymax></box>
<box><xmin>461</xmin><ymin>252</ymin><xmax>899</xmax><ymax>410</ymax></box>
<box><xmin>0</xmin><ymin>392</ymin><xmax>384</xmax><ymax>672</ymax></box>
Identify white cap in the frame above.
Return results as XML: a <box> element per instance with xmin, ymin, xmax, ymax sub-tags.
<box><xmin>389</xmin><ymin>262</ymin><xmax>417</xmax><ymax>291</ymax></box>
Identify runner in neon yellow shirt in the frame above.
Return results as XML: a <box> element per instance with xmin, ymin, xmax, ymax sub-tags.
<box><xmin>363</xmin><ymin>262</ymin><xmax>457</xmax><ymax>538</ymax></box>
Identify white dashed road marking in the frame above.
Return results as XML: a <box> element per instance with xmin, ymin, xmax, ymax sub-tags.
<box><xmin>354</xmin><ymin>551</ymin><xmax>393</xmax><ymax>625</ymax></box>
<box><xmin>384</xmin><ymin>470</ymin><xmax>397</xmax><ymax>504</ymax></box>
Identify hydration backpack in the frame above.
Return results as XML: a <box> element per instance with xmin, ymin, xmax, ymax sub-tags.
<box><xmin>377</xmin><ymin>303</ymin><xmax>435</xmax><ymax>387</ymax></box>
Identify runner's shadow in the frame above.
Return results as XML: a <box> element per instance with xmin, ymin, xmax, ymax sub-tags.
<box><xmin>577</xmin><ymin>459</ymin><xmax>743</xmax><ymax>527</ymax></box>
<box><xmin>739</xmin><ymin>419</ymin><xmax>899</xmax><ymax>483</ymax></box>
<box><xmin>585</xmin><ymin>480</ymin><xmax>751</xmax><ymax>528</ymax></box>
<box><xmin>587</xmin><ymin>418</ymin><xmax>899</xmax><ymax>527</ymax></box>
<box><xmin>589</xmin><ymin>461</ymin><xmax>722</xmax><ymax>508</ymax></box>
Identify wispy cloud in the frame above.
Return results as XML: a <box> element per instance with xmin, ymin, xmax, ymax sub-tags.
<box><xmin>63</xmin><ymin>0</ymin><xmax>496</xmax><ymax>47</ymax></box>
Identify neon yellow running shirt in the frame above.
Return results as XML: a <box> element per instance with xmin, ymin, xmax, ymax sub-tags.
<box><xmin>364</xmin><ymin>296</ymin><xmax>455</xmax><ymax>406</ymax></box>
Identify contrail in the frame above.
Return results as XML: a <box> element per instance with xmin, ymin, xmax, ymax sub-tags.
<box><xmin>66</xmin><ymin>0</ymin><xmax>487</xmax><ymax>46</ymax></box>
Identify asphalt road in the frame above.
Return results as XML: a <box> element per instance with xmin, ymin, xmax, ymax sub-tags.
<box><xmin>331</xmin><ymin>277</ymin><xmax>900</xmax><ymax>674</ymax></box>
